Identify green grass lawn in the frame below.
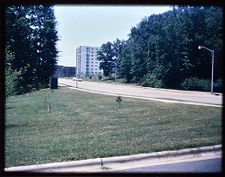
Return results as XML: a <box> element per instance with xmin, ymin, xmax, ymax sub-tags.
<box><xmin>5</xmin><ymin>86</ymin><xmax>222</xmax><ymax>167</ymax></box>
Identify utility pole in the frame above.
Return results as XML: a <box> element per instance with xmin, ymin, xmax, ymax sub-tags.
<box><xmin>198</xmin><ymin>45</ymin><xmax>215</xmax><ymax>94</ymax></box>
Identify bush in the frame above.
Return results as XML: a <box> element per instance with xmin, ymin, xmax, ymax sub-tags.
<box><xmin>181</xmin><ymin>77</ymin><xmax>211</xmax><ymax>91</ymax></box>
<box><xmin>32</xmin><ymin>88</ymin><xmax>37</xmax><ymax>92</ymax></box>
<box><xmin>5</xmin><ymin>68</ymin><xmax>21</xmax><ymax>98</ymax></box>
<box><xmin>214</xmin><ymin>79</ymin><xmax>223</xmax><ymax>93</ymax></box>
<box><xmin>98</xmin><ymin>75</ymin><xmax>102</xmax><ymax>81</ymax></box>
<box><xmin>141</xmin><ymin>73</ymin><xmax>164</xmax><ymax>88</ymax></box>
<box><xmin>27</xmin><ymin>85</ymin><xmax>32</xmax><ymax>93</ymax></box>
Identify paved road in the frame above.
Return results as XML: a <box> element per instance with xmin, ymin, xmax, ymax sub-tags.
<box><xmin>123</xmin><ymin>158</ymin><xmax>222</xmax><ymax>173</ymax></box>
<box><xmin>58</xmin><ymin>78</ymin><xmax>222</xmax><ymax>105</ymax></box>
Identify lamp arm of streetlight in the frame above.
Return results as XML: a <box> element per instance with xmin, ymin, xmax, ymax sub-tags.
<box><xmin>199</xmin><ymin>46</ymin><xmax>214</xmax><ymax>53</ymax></box>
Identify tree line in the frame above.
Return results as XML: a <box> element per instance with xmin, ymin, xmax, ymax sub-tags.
<box><xmin>97</xmin><ymin>6</ymin><xmax>223</xmax><ymax>91</ymax></box>
<box><xmin>5</xmin><ymin>5</ymin><xmax>58</xmax><ymax>97</ymax></box>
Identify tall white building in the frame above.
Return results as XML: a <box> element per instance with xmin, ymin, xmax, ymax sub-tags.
<box><xmin>76</xmin><ymin>46</ymin><xmax>103</xmax><ymax>77</ymax></box>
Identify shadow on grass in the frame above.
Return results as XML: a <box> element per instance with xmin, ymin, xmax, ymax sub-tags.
<box><xmin>6</xmin><ymin>106</ymin><xmax>15</xmax><ymax>110</ymax></box>
<box><xmin>6</xmin><ymin>123</ymin><xmax>26</xmax><ymax>129</ymax></box>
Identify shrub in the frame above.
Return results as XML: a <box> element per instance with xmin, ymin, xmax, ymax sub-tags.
<box><xmin>5</xmin><ymin>68</ymin><xmax>21</xmax><ymax>98</ymax></box>
<box><xmin>181</xmin><ymin>77</ymin><xmax>211</xmax><ymax>91</ymax></box>
<box><xmin>27</xmin><ymin>85</ymin><xmax>32</xmax><ymax>93</ymax></box>
<box><xmin>141</xmin><ymin>73</ymin><xmax>164</xmax><ymax>88</ymax></box>
<box><xmin>32</xmin><ymin>88</ymin><xmax>37</xmax><ymax>92</ymax></box>
<box><xmin>98</xmin><ymin>75</ymin><xmax>102</xmax><ymax>81</ymax></box>
<box><xmin>214</xmin><ymin>79</ymin><xmax>223</xmax><ymax>92</ymax></box>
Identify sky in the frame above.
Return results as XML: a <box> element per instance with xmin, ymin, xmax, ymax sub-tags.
<box><xmin>54</xmin><ymin>5</ymin><xmax>172</xmax><ymax>67</ymax></box>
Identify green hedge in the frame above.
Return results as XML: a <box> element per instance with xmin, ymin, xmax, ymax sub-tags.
<box><xmin>181</xmin><ymin>77</ymin><xmax>222</xmax><ymax>92</ymax></box>
<box><xmin>141</xmin><ymin>73</ymin><xmax>164</xmax><ymax>88</ymax></box>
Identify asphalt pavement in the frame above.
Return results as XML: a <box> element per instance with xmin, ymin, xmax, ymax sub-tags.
<box><xmin>123</xmin><ymin>158</ymin><xmax>221</xmax><ymax>173</ymax></box>
<box><xmin>58</xmin><ymin>78</ymin><xmax>222</xmax><ymax>106</ymax></box>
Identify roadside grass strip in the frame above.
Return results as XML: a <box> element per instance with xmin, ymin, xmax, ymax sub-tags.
<box><xmin>59</xmin><ymin>82</ymin><xmax>222</xmax><ymax>107</ymax></box>
<box><xmin>5</xmin><ymin>87</ymin><xmax>222</xmax><ymax>167</ymax></box>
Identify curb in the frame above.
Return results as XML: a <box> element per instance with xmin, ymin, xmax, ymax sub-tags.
<box><xmin>101</xmin><ymin>144</ymin><xmax>222</xmax><ymax>165</ymax></box>
<box><xmin>5</xmin><ymin>145</ymin><xmax>222</xmax><ymax>172</ymax></box>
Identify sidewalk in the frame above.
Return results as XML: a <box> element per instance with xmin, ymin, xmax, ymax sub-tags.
<box><xmin>5</xmin><ymin>145</ymin><xmax>221</xmax><ymax>173</ymax></box>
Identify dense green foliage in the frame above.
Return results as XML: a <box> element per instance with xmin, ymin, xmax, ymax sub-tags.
<box><xmin>97</xmin><ymin>42</ymin><xmax>115</xmax><ymax>77</ymax></box>
<box><xmin>97</xmin><ymin>39</ymin><xmax>125</xmax><ymax>78</ymax></box>
<box><xmin>181</xmin><ymin>77</ymin><xmax>211</xmax><ymax>91</ymax></box>
<box><xmin>5</xmin><ymin>49</ymin><xmax>22</xmax><ymax>98</ymax></box>
<box><xmin>5</xmin><ymin>5</ymin><xmax>58</xmax><ymax>95</ymax></box>
<box><xmin>98</xmin><ymin>6</ymin><xmax>223</xmax><ymax>91</ymax></box>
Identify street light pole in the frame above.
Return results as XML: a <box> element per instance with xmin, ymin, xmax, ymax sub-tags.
<box><xmin>198</xmin><ymin>45</ymin><xmax>214</xmax><ymax>94</ymax></box>
<box><xmin>211</xmin><ymin>50</ymin><xmax>214</xmax><ymax>94</ymax></box>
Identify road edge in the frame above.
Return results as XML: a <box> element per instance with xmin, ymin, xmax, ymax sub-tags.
<box><xmin>5</xmin><ymin>144</ymin><xmax>222</xmax><ymax>172</ymax></box>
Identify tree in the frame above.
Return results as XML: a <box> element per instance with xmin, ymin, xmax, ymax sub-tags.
<box><xmin>118</xmin><ymin>41</ymin><xmax>132</xmax><ymax>82</ymax></box>
<box><xmin>97</xmin><ymin>39</ymin><xmax>125</xmax><ymax>79</ymax></box>
<box><xmin>97</xmin><ymin>42</ymin><xmax>115</xmax><ymax>78</ymax></box>
<box><xmin>5</xmin><ymin>6</ymin><xmax>32</xmax><ymax>93</ymax></box>
<box><xmin>5</xmin><ymin>5</ymin><xmax>59</xmax><ymax>94</ymax></box>
<box><xmin>34</xmin><ymin>6</ymin><xmax>58</xmax><ymax>87</ymax></box>
<box><xmin>118</xmin><ymin>6</ymin><xmax>223</xmax><ymax>90</ymax></box>
<box><xmin>112</xmin><ymin>39</ymin><xmax>125</xmax><ymax>75</ymax></box>
<box><xmin>5</xmin><ymin>48</ymin><xmax>22</xmax><ymax>98</ymax></box>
